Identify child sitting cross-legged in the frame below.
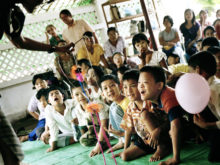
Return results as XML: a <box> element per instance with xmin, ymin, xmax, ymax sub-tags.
<box><xmin>45</xmin><ymin>86</ymin><xmax>78</xmax><ymax>152</ymax></box>
<box><xmin>71</xmin><ymin>80</ymin><xmax>109</xmax><ymax>157</ymax></box>
<box><xmin>116</xmin><ymin>70</ymin><xmax>170</xmax><ymax>162</ymax></box>
<box><xmin>138</xmin><ymin>66</ymin><xmax>184</xmax><ymax>165</ymax></box>
<box><xmin>99</xmin><ymin>74</ymin><xmax>130</xmax><ymax>153</ymax></box>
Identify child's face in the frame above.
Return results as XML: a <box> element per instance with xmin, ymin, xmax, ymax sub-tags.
<box><xmin>48</xmin><ymin>90</ymin><xmax>64</xmax><ymax>106</ymax></box>
<box><xmin>135</xmin><ymin>40</ymin><xmax>149</xmax><ymax>54</ymax></box>
<box><xmin>123</xmin><ymin>79</ymin><xmax>141</xmax><ymax>102</ymax></box>
<box><xmin>35</xmin><ymin>78</ymin><xmax>47</xmax><ymax>91</ymax></box>
<box><xmin>204</xmin><ymin>29</ymin><xmax>215</xmax><ymax>38</ymax></box>
<box><xmin>84</xmin><ymin>36</ymin><xmax>94</xmax><ymax>47</ymax></box>
<box><xmin>72</xmin><ymin>87</ymin><xmax>88</xmax><ymax>105</ymax></box>
<box><xmin>39</xmin><ymin>96</ymin><xmax>47</xmax><ymax>108</ymax></box>
<box><xmin>196</xmin><ymin>41</ymin><xmax>202</xmax><ymax>51</ymax></box>
<box><xmin>46</xmin><ymin>27</ymin><xmax>56</xmax><ymax>36</ymax></box>
<box><xmin>168</xmin><ymin>56</ymin><xmax>178</xmax><ymax>65</ymax></box>
<box><xmin>113</xmin><ymin>54</ymin><xmax>124</xmax><ymax>67</ymax></box>
<box><xmin>108</xmin><ymin>30</ymin><xmax>118</xmax><ymax>42</ymax></box>
<box><xmin>200</xmin><ymin>11</ymin><xmax>207</xmax><ymax>20</ymax></box>
<box><xmin>87</xmin><ymin>68</ymin><xmax>98</xmax><ymax>86</ymax></box>
<box><xmin>101</xmin><ymin>79</ymin><xmax>120</xmax><ymax>102</ymax></box>
<box><xmin>138</xmin><ymin>72</ymin><xmax>162</xmax><ymax>101</ymax></box>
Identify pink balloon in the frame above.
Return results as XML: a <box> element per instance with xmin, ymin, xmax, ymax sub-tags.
<box><xmin>175</xmin><ymin>73</ymin><xmax>210</xmax><ymax>114</ymax></box>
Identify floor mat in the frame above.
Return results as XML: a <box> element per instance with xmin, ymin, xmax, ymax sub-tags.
<box><xmin>22</xmin><ymin>140</ymin><xmax>220</xmax><ymax>165</ymax></box>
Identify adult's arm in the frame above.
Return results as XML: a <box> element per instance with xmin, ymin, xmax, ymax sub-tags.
<box><xmin>7</xmin><ymin>35</ymin><xmax>74</xmax><ymax>53</ymax></box>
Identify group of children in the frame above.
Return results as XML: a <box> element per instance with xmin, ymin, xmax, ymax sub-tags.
<box><xmin>17</xmin><ymin>7</ymin><xmax>220</xmax><ymax>165</ymax></box>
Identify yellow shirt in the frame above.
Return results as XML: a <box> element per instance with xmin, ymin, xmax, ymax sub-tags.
<box><xmin>168</xmin><ymin>64</ymin><xmax>189</xmax><ymax>74</ymax></box>
<box><xmin>77</xmin><ymin>44</ymin><xmax>104</xmax><ymax>66</ymax></box>
<box><xmin>118</xmin><ymin>97</ymin><xmax>130</xmax><ymax>112</ymax></box>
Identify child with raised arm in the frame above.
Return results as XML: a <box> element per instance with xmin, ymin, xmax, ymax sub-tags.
<box><xmin>99</xmin><ymin>74</ymin><xmax>130</xmax><ymax>152</ymax></box>
<box><xmin>45</xmin><ymin>86</ymin><xmax>77</xmax><ymax>152</ymax></box>
<box><xmin>116</xmin><ymin>70</ymin><xmax>170</xmax><ymax>162</ymax></box>
<box><xmin>138</xmin><ymin>66</ymin><xmax>183</xmax><ymax>165</ymax></box>
<box><xmin>71</xmin><ymin>81</ymin><xmax>109</xmax><ymax>157</ymax></box>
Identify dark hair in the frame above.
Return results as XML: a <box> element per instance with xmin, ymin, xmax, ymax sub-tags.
<box><xmin>184</xmin><ymin>9</ymin><xmax>196</xmax><ymax>24</ymax></box>
<box><xmin>83</xmin><ymin>31</ymin><xmax>93</xmax><ymax>38</ymax></box>
<box><xmin>36</xmin><ymin>88</ymin><xmax>48</xmax><ymax>100</ymax></box>
<box><xmin>167</xmin><ymin>53</ymin><xmax>179</xmax><ymax>59</ymax></box>
<box><xmin>140</xmin><ymin>66</ymin><xmax>166</xmax><ymax>86</ymax></box>
<box><xmin>132</xmin><ymin>33</ymin><xmax>150</xmax><ymax>48</ymax></box>
<box><xmin>32</xmin><ymin>73</ymin><xmax>45</xmax><ymax>86</ymax></box>
<box><xmin>59</xmin><ymin>9</ymin><xmax>72</xmax><ymax>17</ymax></box>
<box><xmin>207</xmin><ymin>46</ymin><xmax>220</xmax><ymax>55</ymax></box>
<box><xmin>163</xmin><ymin>15</ymin><xmax>174</xmax><ymax>27</ymax></box>
<box><xmin>122</xmin><ymin>69</ymin><xmax>140</xmax><ymax>82</ymax></box>
<box><xmin>213</xmin><ymin>19</ymin><xmax>220</xmax><ymax>27</ymax></box>
<box><xmin>89</xmin><ymin>66</ymin><xmax>104</xmax><ymax>81</ymax></box>
<box><xmin>46</xmin><ymin>85</ymin><xmax>67</xmax><ymax>101</ymax></box>
<box><xmin>117</xmin><ymin>66</ymin><xmax>130</xmax><ymax>74</ymax></box>
<box><xmin>77</xmin><ymin>59</ymin><xmax>91</xmax><ymax>68</ymax></box>
<box><xmin>70</xmin><ymin>80</ymin><xmax>87</xmax><ymax>90</ymax></box>
<box><xmin>99</xmin><ymin>74</ymin><xmax>120</xmax><ymax>88</ymax></box>
<box><xmin>107</xmin><ymin>27</ymin><xmax>118</xmax><ymax>34</ymax></box>
<box><xmin>203</xmin><ymin>26</ymin><xmax>215</xmax><ymax>36</ymax></box>
<box><xmin>188</xmin><ymin>51</ymin><xmax>217</xmax><ymax>76</ymax></box>
<box><xmin>202</xmin><ymin>37</ymin><xmax>219</xmax><ymax>48</ymax></box>
<box><xmin>112</xmin><ymin>52</ymin><xmax>123</xmax><ymax>59</ymax></box>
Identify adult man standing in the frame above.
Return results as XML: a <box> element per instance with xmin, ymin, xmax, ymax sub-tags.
<box><xmin>60</xmin><ymin>9</ymin><xmax>98</xmax><ymax>53</ymax></box>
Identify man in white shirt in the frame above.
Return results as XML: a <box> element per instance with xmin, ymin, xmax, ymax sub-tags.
<box><xmin>59</xmin><ymin>9</ymin><xmax>98</xmax><ymax>53</ymax></box>
<box><xmin>45</xmin><ymin>86</ymin><xmax>79</xmax><ymax>152</ymax></box>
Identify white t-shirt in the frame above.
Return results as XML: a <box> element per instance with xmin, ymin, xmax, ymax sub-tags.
<box><xmin>27</xmin><ymin>94</ymin><xmax>46</xmax><ymax>120</ymax></box>
<box><xmin>72</xmin><ymin>99</ymin><xmax>109</xmax><ymax>127</ymax></box>
<box><xmin>146</xmin><ymin>51</ymin><xmax>166</xmax><ymax>66</ymax></box>
<box><xmin>45</xmin><ymin>99</ymin><xmax>75</xmax><ymax>142</ymax></box>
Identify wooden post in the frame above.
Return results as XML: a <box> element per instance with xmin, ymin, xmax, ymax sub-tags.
<box><xmin>139</xmin><ymin>0</ymin><xmax>158</xmax><ymax>51</ymax></box>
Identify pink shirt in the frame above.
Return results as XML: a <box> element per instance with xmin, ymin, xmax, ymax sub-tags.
<box><xmin>62</xmin><ymin>19</ymin><xmax>94</xmax><ymax>53</ymax></box>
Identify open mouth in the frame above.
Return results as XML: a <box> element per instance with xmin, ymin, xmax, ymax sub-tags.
<box><xmin>54</xmin><ymin>98</ymin><xmax>59</xmax><ymax>101</ymax></box>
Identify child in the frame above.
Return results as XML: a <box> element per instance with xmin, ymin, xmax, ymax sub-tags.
<box><xmin>138</xmin><ymin>66</ymin><xmax>183</xmax><ymax>165</ymax></box>
<box><xmin>71</xmin><ymin>81</ymin><xmax>109</xmax><ymax>157</ymax></box>
<box><xmin>167</xmin><ymin>53</ymin><xmax>180</xmax><ymax>66</ymax></box>
<box><xmin>201</xmin><ymin>37</ymin><xmax>219</xmax><ymax>51</ymax></box>
<box><xmin>196</xmin><ymin>38</ymin><xmax>203</xmax><ymax>51</ymax></box>
<box><xmin>132</xmin><ymin>33</ymin><xmax>168</xmax><ymax>69</ymax></box>
<box><xmin>86</xmin><ymin>66</ymin><xmax>104</xmax><ymax>100</ymax></box>
<box><xmin>203</xmin><ymin>26</ymin><xmax>216</xmax><ymax>39</ymax></box>
<box><xmin>77</xmin><ymin>31</ymin><xmax>109</xmax><ymax>68</ymax></box>
<box><xmin>45</xmin><ymin>86</ymin><xmax>77</xmax><ymax>152</ymax></box>
<box><xmin>77</xmin><ymin>59</ymin><xmax>91</xmax><ymax>75</ymax></box>
<box><xmin>45</xmin><ymin>24</ymin><xmax>63</xmax><ymax>46</ymax></box>
<box><xmin>19</xmin><ymin>74</ymin><xmax>47</xmax><ymax>142</ymax></box>
<box><xmin>188</xmin><ymin>51</ymin><xmax>220</xmax><ymax>162</ymax></box>
<box><xmin>116</xmin><ymin>70</ymin><xmax>170</xmax><ymax>162</ymax></box>
<box><xmin>99</xmin><ymin>74</ymin><xmax>130</xmax><ymax>152</ymax></box>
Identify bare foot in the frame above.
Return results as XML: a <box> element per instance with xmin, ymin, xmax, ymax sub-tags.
<box><xmin>106</xmin><ymin>140</ymin><xmax>124</xmax><ymax>153</ymax></box>
<box><xmin>159</xmin><ymin>158</ymin><xmax>180</xmax><ymax>165</ymax></box>
<box><xmin>150</xmin><ymin>145</ymin><xmax>171</xmax><ymax>162</ymax></box>
<box><xmin>19</xmin><ymin>135</ymin><xmax>28</xmax><ymax>142</ymax></box>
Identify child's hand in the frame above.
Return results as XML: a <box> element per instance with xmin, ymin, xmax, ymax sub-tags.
<box><xmin>147</xmin><ymin>127</ymin><xmax>161</xmax><ymax>149</ymax></box>
<box><xmin>193</xmin><ymin>114</ymin><xmax>207</xmax><ymax>129</ymax></box>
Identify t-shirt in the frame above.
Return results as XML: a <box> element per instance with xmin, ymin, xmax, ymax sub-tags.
<box><xmin>49</xmin><ymin>34</ymin><xmax>63</xmax><ymax>46</ymax></box>
<box><xmin>159</xmin><ymin>28</ymin><xmax>178</xmax><ymax>42</ymax></box>
<box><xmin>62</xmin><ymin>19</ymin><xmax>94</xmax><ymax>53</ymax></box>
<box><xmin>77</xmin><ymin>44</ymin><xmax>104</xmax><ymax>66</ymax></box>
<box><xmin>151</xmin><ymin>86</ymin><xmax>182</xmax><ymax>121</ymax></box>
<box><xmin>27</xmin><ymin>94</ymin><xmax>46</xmax><ymax>120</ymax></box>
<box><xmin>104</xmin><ymin>36</ymin><xmax>125</xmax><ymax>58</ymax></box>
<box><xmin>72</xmin><ymin>99</ymin><xmax>109</xmax><ymax>127</ymax></box>
<box><xmin>145</xmin><ymin>51</ymin><xmax>166</xmax><ymax>66</ymax></box>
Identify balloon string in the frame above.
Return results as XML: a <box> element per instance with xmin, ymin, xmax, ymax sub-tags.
<box><xmin>90</xmin><ymin>112</ymin><xmax>106</xmax><ymax>165</ymax></box>
<box><xmin>95</xmin><ymin>112</ymin><xmax>117</xmax><ymax>165</ymax></box>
